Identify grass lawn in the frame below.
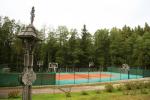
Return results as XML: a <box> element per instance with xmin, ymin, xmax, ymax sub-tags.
<box><xmin>3</xmin><ymin>89</ymin><xmax>150</xmax><ymax>100</ymax></box>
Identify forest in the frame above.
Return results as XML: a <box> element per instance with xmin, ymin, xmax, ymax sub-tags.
<box><xmin>0</xmin><ymin>16</ymin><xmax>150</xmax><ymax>72</ymax></box>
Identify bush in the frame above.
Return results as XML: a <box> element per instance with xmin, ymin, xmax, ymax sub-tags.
<box><xmin>81</xmin><ymin>91</ymin><xmax>89</xmax><ymax>95</ymax></box>
<box><xmin>140</xmin><ymin>89</ymin><xmax>148</xmax><ymax>94</ymax></box>
<box><xmin>143</xmin><ymin>81</ymin><xmax>150</xmax><ymax>89</ymax></box>
<box><xmin>135</xmin><ymin>82</ymin><xmax>144</xmax><ymax>89</ymax></box>
<box><xmin>105</xmin><ymin>84</ymin><xmax>114</xmax><ymax>92</ymax></box>
<box><xmin>123</xmin><ymin>90</ymin><xmax>137</xmax><ymax>95</ymax></box>
<box><xmin>123</xmin><ymin>90</ymin><xmax>130</xmax><ymax>95</ymax></box>
<box><xmin>66</xmin><ymin>92</ymin><xmax>71</xmax><ymax>97</ymax></box>
<box><xmin>116</xmin><ymin>85</ymin><xmax>124</xmax><ymax>91</ymax></box>
<box><xmin>8</xmin><ymin>90</ymin><xmax>20</xmax><ymax>98</ymax></box>
<box><xmin>124</xmin><ymin>82</ymin><xmax>136</xmax><ymax>90</ymax></box>
<box><xmin>95</xmin><ymin>89</ymin><xmax>101</xmax><ymax>94</ymax></box>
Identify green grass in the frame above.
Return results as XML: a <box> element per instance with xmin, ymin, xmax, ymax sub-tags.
<box><xmin>2</xmin><ymin>89</ymin><xmax>150</xmax><ymax>100</ymax></box>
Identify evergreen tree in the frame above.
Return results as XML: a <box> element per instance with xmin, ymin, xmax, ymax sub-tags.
<box><xmin>94</xmin><ymin>29</ymin><xmax>110</xmax><ymax>67</ymax></box>
<box><xmin>80</xmin><ymin>25</ymin><xmax>93</xmax><ymax>66</ymax></box>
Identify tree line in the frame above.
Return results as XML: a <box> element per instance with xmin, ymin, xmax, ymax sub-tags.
<box><xmin>0</xmin><ymin>16</ymin><xmax>150</xmax><ymax>72</ymax></box>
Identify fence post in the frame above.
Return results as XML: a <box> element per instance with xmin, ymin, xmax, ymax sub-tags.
<box><xmin>142</xmin><ymin>68</ymin><xmax>144</xmax><ymax>78</ymax></box>
<box><xmin>74</xmin><ymin>66</ymin><xmax>75</xmax><ymax>84</ymax></box>
<box><xmin>120</xmin><ymin>68</ymin><xmax>121</xmax><ymax>80</ymax></box>
<box><xmin>88</xmin><ymin>67</ymin><xmax>90</xmax><ymax>83</ymax></box>
<box><xmin>99</xmin><ymin>66</ymin><xmax>101</xmax><ymax>82</ymax></box>
<box><xmin>58</xmin><ymin>68</ymin><xmax>60</xmax><ymax>85</ymax></box>
<box><xmin>128</xmin><ymin>70</ymin><xmax>130</xmax><ymax>79</ymax></box>
<box><xmin>110</xmin><ymin>67</ymin><xmax>112</xmax><ymax>82</ymax></box>
<box><xmin>136</xmin><ymin>67</ymin><xmax>137</xmax><ymax>79</ymax></box>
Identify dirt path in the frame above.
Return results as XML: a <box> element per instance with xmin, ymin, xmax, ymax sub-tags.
<box><xmin>32</xmin><ymin>85</ymin><xmax>105</xmax><ymax>94</ymax></box>
<box><xmin>0</xmin><ymin>85</ymin><xmax>105</xmax><ymax>94</ymax></box>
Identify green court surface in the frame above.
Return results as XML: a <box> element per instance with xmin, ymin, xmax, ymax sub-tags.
<box><xmin>56</xmin><ymin>72</ymin><xmax>143</xmax><ymax>85</ymax></box>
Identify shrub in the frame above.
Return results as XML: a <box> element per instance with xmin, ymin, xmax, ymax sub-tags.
<box><xmin>116</xmin><ymin>85</ymin><xmax>124</xmax><ymax>91</ymax></box>
<box><xmin>66</xmin><ymin>92</ymin><xmax>71</xmax><ymax>97</ymax></box>
<box><xmin>123</xmin><ymin>90</ymin><xmax>137</xmax><ymax>95</ymax></box>
<box><xmin>81</xmin><ymin>91</ymin><xmax>89</xmax><ymax>95</ymax></box>
<box><xmin>140</xmin><ymin>89</ymin><xmax>148</xmax><ymax>94</ymax></box>
<box><xmin>143</xmin><ymin>81</ymin><xmax>150</xmax><ymax>89</ymax></box>
<box><xmin>135</xmin><ymin>82</ymin><xmax>144</xmax><ymax>89</ymax></box>
<box><xmin>8</xmin><ymin>90</ymin><xmax>20</xmax><ymax>98</ymax></box>
<box><xmin>124</xmin><ymin>82</ymin><xmax>136</xmax><ymax>90</ymax></box>
<box><xmin>123</xmin><ymin>90</ymin><xmax>130</xmax><ymax>95</ymax></box>
<box><xmin>105</xmin><ymin>84</ymin><xmax>114</xmax><ymax>92</ymax></box>
<box><xmin>95</xmin><ymin>89</ymin><xmax>101</xmax><ymax>94</ymax></box>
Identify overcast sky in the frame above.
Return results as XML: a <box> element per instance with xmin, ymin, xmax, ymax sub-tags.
<box><xmin>0</xmin><ymin>0</ymin><xmax>150</xmax><ymax>33</ymax></box>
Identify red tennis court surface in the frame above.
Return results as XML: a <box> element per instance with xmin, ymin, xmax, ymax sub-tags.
<box><xmin>56</xmin><ymin>73</ymin><xmax>114</xmax><ymax>80</ymax></box>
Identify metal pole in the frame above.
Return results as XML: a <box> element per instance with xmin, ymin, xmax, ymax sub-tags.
<box><xmin>120</xmin><ymin>68</ymin><xmax>121</xmax><ymax>80</ymax></box>
<box><xmin>128</xmin><ymin>70</ymin><xmax>130</xmax><ymax>79</ymax></box>
<box><xmin>88</xmin><ymin>67</ymin><xmax>90</xmax><ymax>83</ymax></box>
<box><xmin>136</xmin><ymin>67</ymin><xmax>137</xmax><ymax>79</ymax></box>
<box><xmin>99</xmin><ymin>66</ymin><xmax>101</xmax><ymax>82</ymax></box>
<box><xmin>74</xmin><ymin>66</ymin><xmax>75</xmax><ymax>84</ymax></box>
<box><xmin>59</xmin><ymin>68</ymin><xmax>60</xmax><ymax>85</ymax></box>
<box><xmin>110</xmin><ymin>67</ymin><xmax>112</xmax><ymax>82</ymax></box>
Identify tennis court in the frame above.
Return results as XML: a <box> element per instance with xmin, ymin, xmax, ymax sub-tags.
<box><xmin>56</xmin><ymin>71</ymin><xmax>143</xmax><ymax>85</ymax></box>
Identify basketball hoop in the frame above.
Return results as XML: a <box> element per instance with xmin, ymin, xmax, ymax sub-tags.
<box><xmin>48</xmin><ymin>63</ymin><xmax>58</xmax><ymax>72</ymax></box>
<box><xmin>37</xmin><ymin>61</ymin><xmax>43</xmax><ymax>72</ymax></box>
<box><xmin>37</xmin><ymin>61</ymin><xmax>43</xmax><ymax>66</ymax></box>
<box><xmin>121</xmin><ymin>64</ymin><xmax>130</xmax><ymax>73</ymax></box>
<box><xmin>89</xmin><ymin>62</ymin><xmax>94</xmax><ymax>67</ymax></box>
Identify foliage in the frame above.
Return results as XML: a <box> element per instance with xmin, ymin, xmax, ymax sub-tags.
<box><xmin>66</xmin><ymin>92</ymin><xmax>71</xmax><ymax>97</ymax></box>
<box><xmin>135</xmin><ymin>82</ymin><xmax>144</xmax><ymax>89</ymax></box>
<box><xmin>0</xmin><ymin>16</ymin><xmax>150</xmax><ymax>71</ymax></box>
<box><xmin>8</xmin><ymin>90</ymin><xmax>20</xmax><ymax>98</ymax></box>
<box><xmin>81</xmin><ymin>91</ymin><xmax>89</xmax><ymax>95</ymax></box>
<box><xmin>124</xmin><ymin>82</ymin><xmax>136</xmax><ymax>90</ymax></box>
<box><xmin>116</xmin><ymin>85</ymin><xmax>124</xmax><ymax>91</ymax></box>
<box><xmin>95</xmin><ymin>89</ymin><xmax>102</xmax><ymax>94</ymax></box>
<box><xmin>140</xmin><ymin>89</ymin><xmax>149</xmax><ymax>94</ymax></box>
<box><xmin>143</xmin><ymin>81</ymin><xmax>150</xmax><ymax>88</ymax></box>
<box><xmin>105</xmin><ymin>84</ymin><xmax>114</xmax><ymax>92</ymax></box>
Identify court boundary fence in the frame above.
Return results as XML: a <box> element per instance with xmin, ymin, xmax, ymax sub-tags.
<box><xmin>0</xmin><ymin>72</ymin><xmax>56</xmax><ymax>87</ymax></box>
<box><xmin>0</xmin><ymin>67</ymin><xmax>150</xmax><ymax>86</ymax></box>
<box><xmin>56</xmin><ymin>67</ymin><xmax>150</xmax><ymax>85</ymax></box>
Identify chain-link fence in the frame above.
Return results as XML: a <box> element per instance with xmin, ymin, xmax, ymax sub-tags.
<box><xmin>56</xmin><ymin>67</ymin><xmax>150</xmax><ymax>85</ymax></box>
<box><xmin>0</xmin><ymin>66</ymin><xmax>150</xmax><ymax>86</ymax></box>
<box><xmin>0</xmin><ymin>72</ymin><xmax>56</xmax><ymax>87</ymax></box>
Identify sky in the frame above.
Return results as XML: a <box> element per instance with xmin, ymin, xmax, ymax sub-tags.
<box><xmin>0</xmin><ymin>0</ymin><xmax>150</xmax><ymax>33</ymax></box>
